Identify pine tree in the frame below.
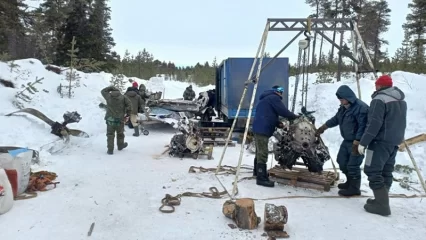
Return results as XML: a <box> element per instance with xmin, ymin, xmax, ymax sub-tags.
<box><xmin>38</xmin><ymin>0</ymin><xmax>70</xmax><ymax>63</ymax></box>
<box><xmin>86</xmin><ymin>0</ymin><xmax>116</xmax><ymax>70</ymax></box>
<box><xmin>56</xmin><ymin>0</ymin><xmax>91</xmax><ymax>66</ymax></box>
<box><xmin>403</xmin><ymin>0</ymin><xmax>426</xmax><ymax>69</ymax></box>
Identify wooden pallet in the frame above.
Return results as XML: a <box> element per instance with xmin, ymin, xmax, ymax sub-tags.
<box><xmin>199</xmin><ymin>127</ymin><xmax>230</xmax><ymax>139</ymax></box>
<box><xmin>268</xmin><ymin>165</ymin><xmax>338</xmax><ymax>192</ymax></box>
<box><xmin>198</xmin><ymin>127</ymin><xmax>235</xmax><ymax>147</ymax></box>
<box><xmin>203</xmin><ymin>139</ymin><xmax>236</xmax><ymax>146</ymax></box>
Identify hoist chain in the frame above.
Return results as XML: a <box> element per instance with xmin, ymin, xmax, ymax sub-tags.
<box><xmin>291</xmin><ymin>47</ymin><xmax>304</xmax><ymax>113</ymax></box>
<box><xmin>291</xmin><ymin>31</ymin><xmax>311</xmax><ymax>113</ymax></box>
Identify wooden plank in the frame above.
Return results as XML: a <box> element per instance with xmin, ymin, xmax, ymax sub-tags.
<box><xmin>270</xmin><ymin>176</ymin><xmax>331</xmax><ymax>191</ymax></box>
<box><xmin>398</xmin><ymin>133</ymin><xmax>426</xmax><ymax>152</ymax></box>
<box><xmin>268</xmin><ymin>166</ymin><xmax>335</xmax><ymax>192</ymax></box>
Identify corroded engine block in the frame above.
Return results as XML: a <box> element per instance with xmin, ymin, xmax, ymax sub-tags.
<box><xmin>273</xmin><ymin>112</ymin><xmax>331</xmax><ymax>173</ymax></box>
<box><xmin>169</xmin><ymin>118</ymin><xmax>204</xmax><ymax>158</ymax></box>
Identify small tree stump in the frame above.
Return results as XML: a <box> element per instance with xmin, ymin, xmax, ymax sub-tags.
<box><xmin>222</xmin><ymin>198</ymin><xmax>261</xmax><ymax>230</ymax></box>
<box><xmin>264</xmin><ymin>203</ymin><xmax>288</xmax><ymax>231</ymax></box>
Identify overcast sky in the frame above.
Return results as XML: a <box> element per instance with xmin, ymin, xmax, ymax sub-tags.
<box><xmin>29</xmin><ymin>0</ymin><xmax>410</xmax><ymax>67</ymax></box>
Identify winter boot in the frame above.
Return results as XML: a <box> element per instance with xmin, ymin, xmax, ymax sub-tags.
<box><xmin>364</xmin><ymin>187</ymin><xmax>391</xmax><ymax>216</ymax></box>
<box><xmin>337</xmin><ymin>174</ymin><xmax>350</xmax><ymax>189</ymax></box>
<box><xmin>118</xmin><ymin>142</ymin><xmax>128</xmax><ymax>151</ymax></box>
<box><xmin>107</xmin><ymin>149</ymin><xmax>113</xmax><ymax>155</ymax></box>
<box><xmin>253</xmin><ymin>158</ymin><xmax>257</xmax><ymax>176</ymax></box>
<box><xmin>366</xmin><ymin>185</ymin><xmax>389</xmax><ymax>204</ymax></box>
<box><xmin>256</xmin><ymin>163</ymin><xmax>274</xmax><ymax>187</ymax></box>
<box><xmin>133</xmin><ymin>127</ymin><xmax>140</xmax><ymax>137</ymax></box>
<box><xmin>338</xmin><ymin>177</ymin><xmax>361</xmax><ymax>197</ymax></box>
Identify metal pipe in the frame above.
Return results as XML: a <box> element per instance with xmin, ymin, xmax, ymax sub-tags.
<box><xmin>351</xmin><ymin>30</ymin><xmax>361</xmax><ymax>99</ymax></box>
<box><xmin>352</xmin><ymin>21</ymin><xmax>377</xmax><ymax>79</ymax></box>
<box><xmin>215</xmin><ymin>22</ymin><xmax>270</xmax><ymax>175</ymax></box>
<box><xmin>247</xmin><ymin>31</ymin><xmax>303</xmax><ymax>84</ymax></box>
<box><xmin>403</xmin><ymin>141</ymin><xmax>426</xmax><ymax>194</ymax></box>
<box><xmin>231</xmin><ymin>25</ymin><xmax>269</xmax><ymax>198</ymax></box>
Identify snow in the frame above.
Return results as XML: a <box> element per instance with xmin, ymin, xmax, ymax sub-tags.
<box><xmin>0</xmin><ymin>59</ymin><xmax>425</xmax><ymax>239</ymax></box>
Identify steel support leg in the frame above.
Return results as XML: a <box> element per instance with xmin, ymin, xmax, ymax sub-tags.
<box><xmin>231</xmin><ymin>24</ymin><xmax>269</xmax><ymax>198</ymax></box>
<box><xmin>215</xmin><ymin>22</ymin><xmax>270</xmax><ymax>175</ymax></box>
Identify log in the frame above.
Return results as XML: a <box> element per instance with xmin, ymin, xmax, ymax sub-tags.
<box><xmin>264</xmin><ymin>203</ymin><xmax>288</xmax><ymax>231</ymax></box>
<box><xmin>222</xmin><ymin>198</ymin><xmax>261</xmax><ymax>230</ymax></box>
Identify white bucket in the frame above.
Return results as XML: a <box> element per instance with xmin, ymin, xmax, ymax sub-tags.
<box><xmin>0</xmin><ymin>148</ymin><xmax>33</xmax><ymax>195</ymax></box>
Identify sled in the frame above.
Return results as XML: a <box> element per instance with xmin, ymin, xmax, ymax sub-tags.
<box><xmin>0</xmin><ymin>146</ymin><xmax>40</xmax><ymax>165</ymax></box>
<box><xmin>5</xmin><ymin>108</ymin><xmax>89</xmax><ymax>141</ymax></box>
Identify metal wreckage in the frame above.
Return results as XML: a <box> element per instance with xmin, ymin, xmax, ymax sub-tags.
<box><xmin>5</xmin><ymin>108</ymin><xmax>89</xmax><ymax>146</ymax></box>
<box><xmin>166</xmin><ymin>117</ymin><xmax>212</xmax><ymax>160</ymax></box>
<box><xmin>272</xmin><ymin>107</ymin><xmax>331</xmax><ymax>173</ymax></box>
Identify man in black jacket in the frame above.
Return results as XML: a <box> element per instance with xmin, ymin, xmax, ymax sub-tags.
<box><xmin>358</xmin><ymin>75</ymin><xmax>407</xmax><ymax>216</ymax></box>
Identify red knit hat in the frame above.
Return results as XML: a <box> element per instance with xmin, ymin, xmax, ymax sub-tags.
<box><xmin>132</xmin><ymin>82</ymin><xmax>138</xmax><ymax>88</ymax></box>
<box><xmin>375</xmin><ymin>75</ymin><xmax>392</xmax><ymax>87</ymax></box>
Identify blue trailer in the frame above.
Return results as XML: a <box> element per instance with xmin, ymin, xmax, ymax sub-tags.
<box><xmin>212</xmin><ymin>57</ymin><xmax>290</xmax><ymax>130</ymax></box>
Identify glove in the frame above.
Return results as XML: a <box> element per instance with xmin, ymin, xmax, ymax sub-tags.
<box><xmin>352</xmin><ymin>140</ymin><xmax>360</xmax><ymax>155</ymax></box>
<box><xmin>315</xmin><ymin>124</ymin><xmax>328</xmax><ymax>137</ymax></box>
<box><xmin>358</xmin><ymin>144</ymin><xmax>366</xmax><ymax>155</ymax></box>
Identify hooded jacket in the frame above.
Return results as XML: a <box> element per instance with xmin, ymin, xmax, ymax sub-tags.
<box><xmin>252</xmin><ymin>90</ymin><xmax>297</xmax><ymax>137</ymax></box>
<box><xmin>360</xmin><ymin>86</ymin><xmax>407</xmax><ymax>146</ymax></box>
<box><xmin>325</xmin><ymin>85</ymin><xmax>369</xmax><ymax>141</ymax></box>
<box><xmin>125</xmin><ymin>89</ymin><xmax>143</xmax><ymax>115</ymax></box>
<box><xmin>101</xmin><ymin>86</ymin><xmax>132</xmax><ymax>120</ymax></box>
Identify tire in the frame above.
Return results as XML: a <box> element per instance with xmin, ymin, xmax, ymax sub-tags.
<box><xmin>142</xmin><ymin>129</ymin><xmax>149</xmax><ymax>135</ymax></box>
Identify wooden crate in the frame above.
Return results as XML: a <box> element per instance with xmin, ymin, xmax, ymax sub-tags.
<box><xmin>268</xmin><ymin>165</ymin><xmax>338</xmax><ymax>192</ymax></box>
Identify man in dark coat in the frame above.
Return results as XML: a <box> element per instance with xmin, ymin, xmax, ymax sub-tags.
<box><xmin>183</xmin><ymin>85</ymin><xmax>196</xmax><ymax>100</ymax></box>
<box><xmin>316</xmin><ymin>85</ymin><xmax>369</xmax><ymax>196</ymax></box>
<box><xmin>252</xmin><ymin>85</ymin><xmax>299</xmax><ymax>187</ymax></box>
<box><xmin>358</xmin><ymin>75</ymin><xmax>407</xmax><ymax>216</ymax></box>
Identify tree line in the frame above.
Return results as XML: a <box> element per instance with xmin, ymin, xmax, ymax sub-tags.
<box><xmin>1</xmin><ymin>0</ymin><xmax>425</xmax><ymax>86</ymax></box>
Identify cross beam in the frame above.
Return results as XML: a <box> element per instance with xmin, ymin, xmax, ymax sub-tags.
<box><xmin>268</xmin><ymin>18</ymin><xmax>354</xmax><ymax>31</ymax></box>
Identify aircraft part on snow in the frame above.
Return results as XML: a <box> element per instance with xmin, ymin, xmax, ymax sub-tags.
<box><xmin>168</xmin><ymin>117</ymin><xmax>213</xmax><ymax>159</ymax></box>
<box><xmin>147</xmin><ymin>99</ymin><xmax>201</xmax><ymax>113</ymax></box>
<box><xmin>273</xmin><ymin>108</ymin><xmax>331</xmax><ymax>173</ymax></box>
<box><xmin>5</xmin><ymin>108</ymin><xmax>89</xmax><ymax>141</ymax></box>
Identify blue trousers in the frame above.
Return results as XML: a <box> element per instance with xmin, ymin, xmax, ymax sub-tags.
<box><xmin>336</xmin><ymin>140</ymin><xmax>364</xmax><ymax>178</ymax></box>
<box><xmin>364</xmin><ymin>141</ymin><xmax>398</xmax><ymax>190</ymax></box>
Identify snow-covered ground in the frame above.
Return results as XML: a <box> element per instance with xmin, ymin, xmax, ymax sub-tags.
<box><xmin>0</xmin><ymin>59</ymin><xmax>425</xmax><ymax>240</ymax></box>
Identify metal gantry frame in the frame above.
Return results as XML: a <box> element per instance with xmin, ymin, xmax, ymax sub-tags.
<box><xmin>214</xmin><ymin>17</ymin><xmax>379</xmax><ymax>198</ymax></box>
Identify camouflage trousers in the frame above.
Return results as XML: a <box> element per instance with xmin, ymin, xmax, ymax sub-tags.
<box><xmin>106</xmin><ymin>123</ymin><xmax>125</xmax><ymax>151</ymax></box>
<box><xmin>254</xmin><ymin>133</ymin><xmax>269</xmax><ymax>164</ymax></box>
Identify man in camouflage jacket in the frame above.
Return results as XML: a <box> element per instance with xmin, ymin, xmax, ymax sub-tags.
<box><xmin>101</xmin><ymin>86</ymin><xmax>132</xmax><ymax>154</ymax></box>
<box><xmin>125</xmin><ymin>84</ymin><xmax>144</xmax><ymax>137</ymax></box>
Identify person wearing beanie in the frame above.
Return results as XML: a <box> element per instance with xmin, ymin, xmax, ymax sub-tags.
<box><xmin>251</xmin><ymin>85</ymin><xmax>300</xmax><ymax>188</ymax></box>
<box><xmin>132</xmin><ymin>81</ymin><xmax>138</xmax><ymax>88</ymax></box>
<box><xmin>358</xmin><ymin>74</ymin><xmax>407</xmax><ymax>216</ymax></box>
<box><xmin>183</xmin><ymin>85</ymin><xmax>196</xmax><ymax>100</ymax></box>
<box><xmin>315</xmin><ymin>85</ymin><xmax>369</xmax><ymax>197</ymax></box>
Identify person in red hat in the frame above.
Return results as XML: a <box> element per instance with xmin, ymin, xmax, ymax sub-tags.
<box><xmin>357</xmin><ymin>74</ymin><xmax>407</xmax><ymax>216</ymax></box>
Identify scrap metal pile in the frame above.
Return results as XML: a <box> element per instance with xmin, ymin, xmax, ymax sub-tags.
<box><xmin>273</xmin><ymin>108</ymin><xmax>331</xmax><ymax>173</ymax></box>
<box><xmin>168</xmin><ymin>117</ymin><xmax>212</xmax><ymax>159</ymax></box>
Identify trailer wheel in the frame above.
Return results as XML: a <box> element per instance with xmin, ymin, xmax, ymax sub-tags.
<box><xmin>142</xmin><ymin>129</ymin><xmax>149</xmax><ymax>135</ymax></box>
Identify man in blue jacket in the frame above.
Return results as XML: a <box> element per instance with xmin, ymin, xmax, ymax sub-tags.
<box><xmin>252</xmin><ymin>86</ymin><xmax>299</xmax><ymax>187</ymax></box>
<box><xmin>358</xmin><ymin>75</ymin><xmax>407</xmax><ymax>216</ymax></box>
<box><xmin>315</xmin><ymin>85</ymin><xmax>369</xmax><ymax>196</ymax></box>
